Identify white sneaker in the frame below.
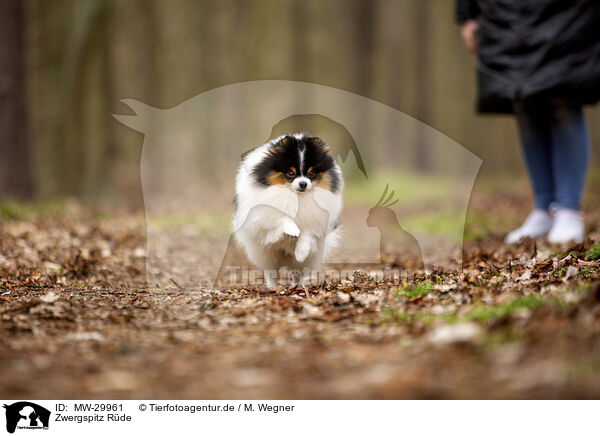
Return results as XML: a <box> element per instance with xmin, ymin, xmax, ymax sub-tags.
<box><xmin>505</xmin><ymin>209</ymin><xmax>553</xmax><ymax>244</ymax></box>
<box><xmin>548</xmin><ymin>207</ymin><xmax>584</xmax><ymax>244</ymax></box>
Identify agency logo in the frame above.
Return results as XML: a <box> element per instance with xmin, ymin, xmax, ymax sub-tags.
<box><xmin>3</xmin><ymin>402</ymin><xmax>50</xmax><ymax>434</ymax></box>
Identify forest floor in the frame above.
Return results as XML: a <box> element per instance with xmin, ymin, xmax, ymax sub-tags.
<box><xmin>1</xmin><ymin>179</ymin><xmax>600</xmax><ymax>399</ymax></box>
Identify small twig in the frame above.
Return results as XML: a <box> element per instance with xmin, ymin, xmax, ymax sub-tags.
<box><xmin>169</xmin><ymin>278</ymin><xmax>184</xmax><ymax>290</ymax></box>
<box><xmin>312</xmin><ymin>289</ymin><xmax>335</xmax><ymax>303</ymax></box>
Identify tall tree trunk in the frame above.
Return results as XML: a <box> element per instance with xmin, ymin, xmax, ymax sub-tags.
<box><xmin>0</xmin><ymin>0</ymin><xmax>33</xmax><ymax>200</ymax></box>
<box><xmin>414</xmin><ymin>0</ymin><xmax>431</xmax><ymax>171</ymax></box>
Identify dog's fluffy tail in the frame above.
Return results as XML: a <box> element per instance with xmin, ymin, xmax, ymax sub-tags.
<box><xmin>322</xmin><ymin>226</ymin><xmax>342</xmax><ymax>261</ymax></box>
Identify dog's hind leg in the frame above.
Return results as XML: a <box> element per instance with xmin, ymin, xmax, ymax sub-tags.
<box><xmin>264</xmin><ymin>269</ymin><xmax>278</xmax><ymax>288</ymax></box>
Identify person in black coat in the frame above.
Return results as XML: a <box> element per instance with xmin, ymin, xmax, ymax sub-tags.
<box><xmin>457</xmin><ymin>0</ymin><xmax>600</xmax><ymax>244</ymax></box>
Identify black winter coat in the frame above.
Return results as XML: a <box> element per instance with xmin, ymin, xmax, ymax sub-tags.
<box><xmin>456</xmin><ymin>0</ymin><xmax>600</xmax><ymax>113</ymax></box>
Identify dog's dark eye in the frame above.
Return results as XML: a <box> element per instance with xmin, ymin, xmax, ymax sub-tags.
<box><xmin>286</xmin><ymin>170</ymin><xmax>295</xmax><ymax>179</ymax></box>
<box><xmin>307</xmin><ymin>170</ymin><xmax>315</xmax><ymax>178</ymax></box>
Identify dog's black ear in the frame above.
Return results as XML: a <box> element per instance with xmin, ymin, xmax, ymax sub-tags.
<box><xmin>308</xmin><ymin>136</ymin><xmax>329</xmax><ymax>152</ymax></box>
<box><xmin>273</xmin><ymin>135</ymin><xmax>292</xmax><ymax>148</ymax></box>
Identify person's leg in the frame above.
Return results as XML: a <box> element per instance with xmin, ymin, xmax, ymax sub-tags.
<box><xmin>547</xmin><ymin>100</ymin><xmax>590</xmax><ymax>243</ymax></box>
<box><xmin>513</xmin><ymin>100</ymin><xmax>556</xmax><ymax>210</ymax></box>
<box><xmin>505</xmin><ymin>100</ymin><xmax>554</xmax><ymax>243</ymax></box>
<box><xmin>549</xmin><ymin>101</ymin><xmax>590</xmax><ymax>211</ymax></box>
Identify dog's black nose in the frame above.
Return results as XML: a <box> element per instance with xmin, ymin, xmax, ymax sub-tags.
<box><xmin>298</xmin><ymin>181</ymin><xmax>307</xmax><ymax>190</ymax></box>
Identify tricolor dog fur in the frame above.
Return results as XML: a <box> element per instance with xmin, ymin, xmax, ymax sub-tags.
<box><xmin>233</xmin><ymin>134</ymin><xmax>343</xmax><ymax>288</ymax></box>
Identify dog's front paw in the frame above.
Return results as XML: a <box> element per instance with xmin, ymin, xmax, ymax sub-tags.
<box><xmin>294</xmin><ymin>238</ymin><xmax>312</xmax><ymax>263</ymax></box>
<box><xmin>265</xmin><ymin>228</ymin><xmax>284</xmax><ymax>244</ymax></box>
<box><xmin>281</xmin><ymin>219</ymin><xmax>300</xmax><ymax>238</ymax></box>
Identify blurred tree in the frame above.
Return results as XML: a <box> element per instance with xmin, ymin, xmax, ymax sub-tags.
<box><xmin>0</xmin><ymin>0</ymin><xmax>33</xmax><ymax>200</ymax></box>
<box><xmin>11</xmin><ymin>0</ymin><xmax>600</xmax><ymax>203</ymax></box>
<box><xmin>413</xmin><ymin>0</ymin><xmax>431</xmax><ymax>171</ymax></box>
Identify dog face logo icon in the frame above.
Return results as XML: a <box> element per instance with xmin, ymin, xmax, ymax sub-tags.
<box><xmin>3</xmin><ymin>402</ymin><xmax>50</xmax><ymax>434</ymax></box>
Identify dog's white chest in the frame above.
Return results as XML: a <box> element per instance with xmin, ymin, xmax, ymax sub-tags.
<box><xmin>295</xmin><ymin>192</ymin><xmax>329</xmax><ymax>237</ymax></box>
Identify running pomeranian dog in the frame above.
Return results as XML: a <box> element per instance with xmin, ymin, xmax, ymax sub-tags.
<box><xmin>233</xmin><ymin>134</ymin><xmax>343</xmax><ymax>288</ymax></box>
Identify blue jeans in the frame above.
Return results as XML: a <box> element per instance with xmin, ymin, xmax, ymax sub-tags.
<box><xmin>513</xmin><ymin>99</ymin><xmax>590</xmax><ymax>211</ymax></box>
